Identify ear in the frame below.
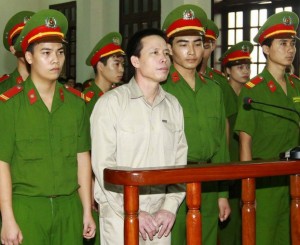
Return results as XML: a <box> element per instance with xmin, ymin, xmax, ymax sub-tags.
<box><xmin>167</xmin><ymin>43</ymin><xmax>173</xmax><ymax>56</ymax></box>
<box><xmin>97</xmin><ymin>61</ymin><xmax>105</xmax><ymax>73</ymax></box>
<box><xmin>25</xmin><ymin>51</ymin><xmax>33</xmax><ymax>64</ymax></box>
<box><xmin>262</xmin><ymin>45</ymin><xmax>270</xmax><ymax>56</ymax></box>
<box><xmin>130</xmin><ymin>56</ymin><xmax>140</xmax><ymax>69</ymax></box>
<box><xmin>9</xmin><ymin>45</ymin><xmax>16</xmax><ymax>55</ymax></box>
<box><xmin>226</xmin><ymin>67</ymin><xmax>231</xmax><ymax>75</ymax></box>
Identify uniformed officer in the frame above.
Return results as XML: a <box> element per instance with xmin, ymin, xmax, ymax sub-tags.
<box><xmin>235</xmin><ymin>11</ymin><xmax>300</xmax><ymax>245</ymax></box>
<box><xmin>0</xmin><ymin>11</ymin><xmax>34</xmax><ymax>93</ymax></box>
<box><xmin>198</xmin><ymin>19</ymin><xmax>236</xmax><ymax>126</ymax></box>
<box><xmin>0</xmin><ymin>9</ymin><xmax>96</xmax><ymax>245</ymax></box>
<box><xmin>162</xmin><ymin>4</ymin><xmax>230</xmax><ymax>245</ymax></box>
<box><xmin>84</xmin><ymin>32</ymin><xmax>125</xmax><ymax>116</ymax></box>
<box><xmin>218</xmin><ymin>41</ymin><xmax>254</xmax><ymax>245</ymax></box>
<box><xmin>83</xmin><ymin>32</ymin><xmax>125</xmax><ymax>245</ymax></box>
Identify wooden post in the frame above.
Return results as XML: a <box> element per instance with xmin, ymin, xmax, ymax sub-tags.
<box><xmin>290</xmin><ymin>174</ymin><xmax>300</xmax><ymax>244</ymax></box>
<box><xmin>186</xmin><ymin>182</ymin><xmax>201</xmax><ymax>245</ymax></box>
<box><xmin>124</xmin><ymin>185</ymin><xmax>139</xmax><ymax>245</ymax></box>
<box><xmin>242</xmin><ymin>178</ymin><xmax>256</xmax><ymax>245</ymax></box>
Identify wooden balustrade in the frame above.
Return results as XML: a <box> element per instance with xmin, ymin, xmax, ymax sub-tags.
<box><xmin>104</xmin><ymin>160</ymin><xmax>300</xmax><ymax>245</ymax></box>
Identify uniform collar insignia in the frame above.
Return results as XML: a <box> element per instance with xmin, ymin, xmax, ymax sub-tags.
<box><xmin>16</xmin><ymin>76</ymin><xmax>23</xmax><ymax>84</ymax></box>
<box><xmin>98</xmin><ymin>91</ymin><xmax>104</xmax><ymax>97</ymax></box>
<box><xmin>171</xmin><ymin>71</ymin><xmax>180</xmax><ymax>83</ymax></box>
<box><xmin>28</xmin><ymin>88</ymin><xmax>37</xmax><ymax>104</ymax></box>
<box><xmin>267</xmin><ymin>80</ymin><xmax>277</xmax><ymax>92</ymax></box>
<box><xmin>59</xmin><ymin>88</ymin><xmax>64</xmax><ymax>101</ymax></box>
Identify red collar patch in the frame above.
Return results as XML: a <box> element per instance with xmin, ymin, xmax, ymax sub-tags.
<box><xmin>28</xmin><ymin>89</ymin><xmax>37</xmax><ymax>104</ymax></box>
<box><xmin>16</xmin><ymin>76</ymin><xmax>23</xmax><ymax>84</ymax></box>
<box><xmin>171</xmin><ymin>71</ymin><xmax>180</xmax><ymax>83</ymax></box>
<box><xmin>267</xmin><ymin>81</ymin><xmax>276</xmax><ymax>93</ymax></box>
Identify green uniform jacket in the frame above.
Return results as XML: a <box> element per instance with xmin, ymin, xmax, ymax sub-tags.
<box><xmin>205</xmin><ymin>67</ymin><xmax>237</xmax><ymax>119</ymax></box>
<box><xmin>83</xmin><ymin>80</ymin><xmax>104</xmax><ymax>117</ymax></box>
<box><xmin>163</xmin><ymin>65</ymin><xmax>229</xmax><ymax>164</ymax></box>
<box><xmin>0</xmin><ymin>78</ymin><xmax>90</xmax><ymax>197</ymax></box>
<box><xmin>235</xmin><ymin>68</ymin><xmax>300</xmax><ymax>159</ymax></box>
<box><xmin>0</xmin><ymin>69</ymin><xmax>24</xmax><ymax>94</ymax></box>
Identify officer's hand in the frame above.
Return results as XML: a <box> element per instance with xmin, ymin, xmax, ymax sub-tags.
<box><xmin>153</xmin><ymin>209</ymin><xmax>175</xmax><ymax>239</ymax></box>
<box><xmin>1</xmin><ymin>219</ymin><xmax>23</xmax><ymax>245</ymax></box>
<box><xmin>139</xmin><ymin>211</ymin><xmax>158</xmax><ymax>241</ymax></box>
<box><xmin>218</xmin><ymin>197</ymin><xmax>231</xmax><ymax>222</ymax></box>
<box><xmin>82</xmin><ymin>213</ymin><xmax>96</xmax><ymax>239</ymax></box>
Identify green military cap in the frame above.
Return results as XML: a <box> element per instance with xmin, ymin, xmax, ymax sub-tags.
<box><xmin>14</xmin><ymin>9</ymin><xmax>68</xmax><ymax>53</ymax></box>
<box><xmin>3</xmin><ymin>11</ymin><xmax>35</xmax><ymax>51</ymax></box>
<box><xmin>219</xmin><ymin>41</ymin><xmax>254</xmax><ymax>67</ymax></box>
<box><xmin>205</xmin><ymin>19</ymin><xmax>219</xmax><ymax>41</ymax></box>
<box><xmin>86</xmin><ymin>32</ymin><xmax>125</xmax><ymax>66</ymax></box>
<box><xmin>254</xmin><ymin>11</ymin><xmax>299</xmax><ymax>45</ymax></box>
<box><xmin>162</xmin><ymin>4</ymin><xmax>207</xmax><ymax>38</ymax></box>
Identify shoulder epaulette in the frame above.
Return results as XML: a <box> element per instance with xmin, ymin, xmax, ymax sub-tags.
<box><xmin>0</xmin><ymin>85</ymin><xmax>23</xmax><ymax>102</ymax></box>
<box><xmin>212</xmin><ymin>68</ymin><xmax>225</xmax><ymax>77</ymax></box>
<box><xmin>290</xmin><ymin>74</ymin><xmax>300</xmax><ymax>81</ymax></box>
<box><xmin>64</xmin><ymin>85</ymin><xmax>88</xmax><ymax>102</ymax></box>
<box><xmin>0</xmin><ymin>74</ymin><xmax>10</xmax><ymax>83</ymax></box>
<box><xmin>84</xmin><ymin>91</ymin><xmax>95</xmax><ymax>103</ymax></box>
<box><xmin>244</xmin><ymin>76</ymin><xmax>264</xmax><ymax>89</ymax></box>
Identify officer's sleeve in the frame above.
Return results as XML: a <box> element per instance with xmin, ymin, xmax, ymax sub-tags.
<box><xmin>0</xmin><ymin>101</ymin><xmax>15</xmax><ymax>164</ymax></box>
<box><xmin>211</xmin><ymin>88</ymin><xmax>230</xmax><ymax>198</ymax></box>
<box><xmin>77</xmin><ymin>101</ymin><xmax>91</xmax><ymax>153</ymax></box>
<box><xmin>234</xmin><ymin>87</ymin><xmax>256</xmax><ymax>137</ymax></box>
<box><xmin>163</xmin><ymin>100</ymin><xmax>188</xmax><ymax>214</ymax></box>
<box><xmin>90</xmin><ymin>94</ymin><xmax>124</xmax><ymax>218</ymax></box>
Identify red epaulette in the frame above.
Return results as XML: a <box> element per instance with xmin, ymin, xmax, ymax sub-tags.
<box><xmin>84</xmin><ymin>91</ymin><xmax>95</xmax><ymax>103</ymax></box>
<box><xmin>64</xmin><ymin>85</ymin><xmax>88</xmax><ymax>102</ymax></box>
<box><xmin>0</xmin><ymin>85</ymin><xmax>23</xmax><ymax>102</ymax></box>
<box><xmin>290</xmin><ymin>74</ymin><xmax>300</xmax><ymax>81</ymax></box>
<box><xmin>244</xmin><ymin>76</ymin><xmax>264</xmax><ymax>89</ymax></box>
<box><xmin>0</xmin><ymin>74</ymin><xmax>10</xmax><ymax>83</ymax></box>
<box><xmin>212</xmin><ymin>68</ymin><xmax>225</xmax><ymax>76</ymax></box>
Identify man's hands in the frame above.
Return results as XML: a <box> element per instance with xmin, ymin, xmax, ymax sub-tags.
<box><xmin>1</xmin><ymin>219</ymin><xmax>23</xmax><ymax>245</ymax></box>
<box><xmin>139</xmin><ymin>209</ymin><xmax>175</xmax><ymax>241</ymax></box>
<box><xmin>218</xmin><ymin>197</ymin><xmax>231</xmax><ymax>222</ymax></box>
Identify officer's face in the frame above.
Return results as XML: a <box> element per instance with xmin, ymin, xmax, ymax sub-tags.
<box><xmin>25</xmin><ymin>42</ymin><xmax>65</xmax><ymax>83</ymax></box>
<box><xmin>169</xmin><ymin>35</ymin><xmax>204</xmax><ymax>71</ymax></box>
<box><xmin>99</xmin><ymin>55</ymin><xmax>125</xmax><ymax>84</ymax></box>
<box><xmin>131</xmin><ymin>35</ymin><xmax>171</xmax><ymax>83</ymax></box>
<box><xmin>263</xmin><ymin>38</ymin><xmax>296</xmax><ymax>67</ymax></box>
<box><xmin>226</xmin><ymin>63</ymin><xmax>251</xmax><ymax>85</ymax></box>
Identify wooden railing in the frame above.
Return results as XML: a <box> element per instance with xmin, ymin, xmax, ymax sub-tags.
<box><xmin>104</xmin><ymin>160</ymin><xmax>300</xmax><ymax>245</ymax></box>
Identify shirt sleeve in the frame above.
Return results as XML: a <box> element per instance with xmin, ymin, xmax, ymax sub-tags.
<box><xmin>77</xmin><ymin>101</ymin><xmax>91</xmax><ymax>153</ymax></box>
<box><xmin>91</xmin><ymin>94</ymin><xmax>124</xmax><ymax>218</ymax></box>
<box><xmin>0</xmin><ymin>100</ymin><xmax>15</xmax><ymax>164</ymax></box>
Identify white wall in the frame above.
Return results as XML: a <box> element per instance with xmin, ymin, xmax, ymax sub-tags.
<box><xmin>0</xmin><ymin>0</ymin><xmax>210</xmax><ymax>83</ymax></box>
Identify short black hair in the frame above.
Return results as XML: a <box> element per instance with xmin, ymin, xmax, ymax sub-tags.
<box><xmin>126</xmin><ymin>28</ymin><xmax>167</xmax><ymax>59</ymax></box>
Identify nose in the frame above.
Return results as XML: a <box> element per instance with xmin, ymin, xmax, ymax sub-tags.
<box><xmin>187</xmin><ymin>44</ymin><xmax>195</xmax><ymax>55</ymax></box>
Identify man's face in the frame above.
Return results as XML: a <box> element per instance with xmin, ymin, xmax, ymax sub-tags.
<box><xmin>133</xmin><ymin>35</ymin><xmax>171</xmax><ymax>83</ymax></box>
<box><xmin>202</xmin><ymin>40</ymin><xmax>216</xmax><ymax>62</ymax></box>
<box><xmin>99</xmin><ymin>54</ymin><xmax>125</xmax><ymax>84</ymax></box>
<box><xmin>263</xmin><ymin>38</ymin><xmax>296</xmax><ymax>67</ymax></box>
<box><xmin>25</xmin><ymin>42</ymin><xmax>65</xmax><ymax>82</ymax></box>
<box><xmin>169</xmin><ymin>35</ymin><xmax>204</xmax><ymax>71</ymax></box>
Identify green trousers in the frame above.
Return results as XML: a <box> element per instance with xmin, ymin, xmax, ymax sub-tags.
<box><xmin>11</xmin><ymin>192</ymin><xmax>83</xmax><ymax>245</ymax></box>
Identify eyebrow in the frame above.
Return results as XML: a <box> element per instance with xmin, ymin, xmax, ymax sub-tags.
<box><xmin>175</xmin><ymin>38</ymin><xmax>203</xmax><ymax>44</ymax></box>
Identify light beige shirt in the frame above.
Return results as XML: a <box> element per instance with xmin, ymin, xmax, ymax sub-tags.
<box><xmin>91</xmin><ymin>77</ymin><xmax>187</xmax><ymax>218</ymax></box>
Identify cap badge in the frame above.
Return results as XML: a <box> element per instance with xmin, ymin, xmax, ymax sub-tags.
<box><xmin>183</xmin><ymin>9</ymin><xmax>195</xmax><ymax>20</ymax></box>
<box><xmin>283</xmin><ymin>16</ymin><xmax>292</xmax><ymax>26</ymax></box>
<box><xmin>45</xmin><ymin>17</ymin><xmax>57</xmax><ymax>28</ymax></box>
<box><xmin>23</xmin><ymin>16</ymin><xmax>31</xmax><ymax>24</ymax></box>
<box><xmin>112</xmin><ymin>37</ymin><xmax>120</xmax><ymax>45</ymax></box>
<box><xmin>241</xmin><ymin>45</ymin><xmax>250</xmax><ymax>53</ymax></box>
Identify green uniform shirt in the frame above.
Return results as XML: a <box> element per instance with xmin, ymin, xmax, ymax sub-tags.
<box><xmin>163</xmin><ymin>65</ymin><xmax>229</xmax><ymax>163</ymax></box>
<box><xmin>0</xmin><ymin>69</ymin><xmax>23</xmax><ymax>94</ymax></box>
<box><xmin>235</xmin><ymin>68</ymin><xmax>300</xmax><ymax>160</ymax></box>
<box><xmin>83</xmin><ymin>80</ymin><xmax>103</xmax><ymax>117</ymax></box>
<box><xmin>205</xmin><ymin>67</ymin><xmax>237</xmax><ymax>118</ymax></box>
<box><xmin>0</xmin><ymin>78</ymin><xmax>90</xmax><ymax>197</ymax></box>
